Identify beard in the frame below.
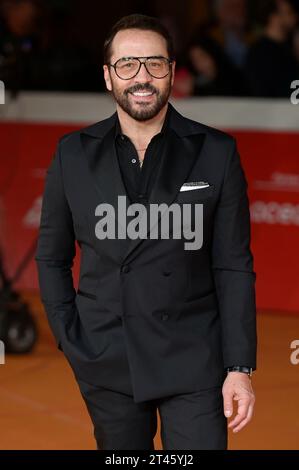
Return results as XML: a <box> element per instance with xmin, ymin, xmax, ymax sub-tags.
<box><xmin>110</xmin><ymin>74</ymin><xmax>172</xmax><ymax>121</ymax></box>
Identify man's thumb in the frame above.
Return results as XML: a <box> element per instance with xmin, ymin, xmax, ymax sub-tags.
<box><xmin>223</xmin><ymin>391</ymin><xmax>233</xmax><ymax>417</ymax></box>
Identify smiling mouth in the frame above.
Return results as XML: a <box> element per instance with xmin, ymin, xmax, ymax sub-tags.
<box><xmin>129</xmin><ymin>91</ymin><xmax>155</xmax><ymax>97</ymax></box>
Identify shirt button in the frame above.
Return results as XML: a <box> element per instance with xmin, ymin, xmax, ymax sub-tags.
<box><xmin>161</xmin><ymin>313</ymin><xmax>169</xmax><ymax>321</ymax></box>
<box><xmin>121</xmin><ymin>265</ymin><xmax>130</xmax><ymax>273</ymax></box>
<box><xmin>131</xmin><ymin>158</ymin><xmax>137</xmax><ymax>163</ymax></box>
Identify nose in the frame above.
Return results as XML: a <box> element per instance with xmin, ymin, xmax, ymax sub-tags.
<box><xmin>133</xmin><ymin>62</ymin><xmax>153</xmax><ymax>82</ymax></box>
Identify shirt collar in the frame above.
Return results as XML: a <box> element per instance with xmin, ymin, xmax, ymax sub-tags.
<box><xmin>115</xmin><ymin>102</ymin><xmax>171</xmax><ymax>141</ymax></box>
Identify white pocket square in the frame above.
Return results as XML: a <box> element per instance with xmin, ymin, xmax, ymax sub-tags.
<box><xmin>179</xmin><ymin>181</ymin><xmax>210</xmax><ymax>192</ymax></box>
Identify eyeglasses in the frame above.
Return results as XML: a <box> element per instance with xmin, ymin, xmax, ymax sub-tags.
<box><xmin>107</xmin><ymin>56</ymin><xmax>173</xmax><ymax>80</ymax></box>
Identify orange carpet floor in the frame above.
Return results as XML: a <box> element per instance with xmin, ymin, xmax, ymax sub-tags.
<box><xmin>0</xmin><ymin>291</ymin><xmax>298</xmax><ymax>450</ymax></box>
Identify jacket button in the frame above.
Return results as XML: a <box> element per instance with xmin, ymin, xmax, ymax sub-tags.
<box><xmin>161</xmin><ymin>312</ymin><xmax>169</xmax><ymax>321</ymax></box>
<box><xmin>121</xmin><ymin>265</ymin><xmax>130</xmax><ymax>273</ymax></box>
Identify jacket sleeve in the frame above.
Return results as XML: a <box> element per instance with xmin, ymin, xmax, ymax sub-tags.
<box><xmin>212</xmin><ymin>138</ymin><xmax>257</xmax><ymax>370</ymax></box>
<box><xmin>35</xmin><ymin>139</ymin><xmax>76</xmax><ymax>350</ymax></box>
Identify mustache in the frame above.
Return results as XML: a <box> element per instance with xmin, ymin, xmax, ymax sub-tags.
<box><xmin>125</xmin><ymin>84</ymin><xmax>157</xmax><ymax>95</ymax></box>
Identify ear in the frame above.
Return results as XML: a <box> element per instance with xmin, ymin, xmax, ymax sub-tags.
<box><xmin>103</xmin><ymin>64</ymin><xmax>112</xmax><ymax>92</ymax></box>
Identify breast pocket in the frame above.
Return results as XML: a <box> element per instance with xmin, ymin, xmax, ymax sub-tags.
<box><xmin>175</xmin><ymin>185</ymin><xmax>215</xmax><ymax>203</ymax></box>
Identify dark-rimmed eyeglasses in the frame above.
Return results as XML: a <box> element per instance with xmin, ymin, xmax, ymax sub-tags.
<box><xmin>107</xmin><ymin>56</ymin><xmax>173</xmax><ymax>80</ymax></box>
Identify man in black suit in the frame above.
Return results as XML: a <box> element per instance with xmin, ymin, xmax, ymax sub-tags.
<box><xmin>35</xmin><ymin>14</ymin><xmax>257</xmax><ymax>450</ymax></box>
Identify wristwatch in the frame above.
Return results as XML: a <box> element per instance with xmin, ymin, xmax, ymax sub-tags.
<box><xmin>226</xmin><ymin>366</ymin><xmax>253</xmax><ymax>377</ymax></box>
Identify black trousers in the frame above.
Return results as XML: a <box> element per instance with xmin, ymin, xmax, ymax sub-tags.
<box><xmin>77</xmin><ymin>379</ymin><xmax>227</xmax><ymax>450</ymax></box>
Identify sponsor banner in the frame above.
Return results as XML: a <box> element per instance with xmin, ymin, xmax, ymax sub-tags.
<box><xmin>234</xmin><ymin>131</ymin><xmax>299</xmax><ymax>312</ymax></box>
<box><xmin>0</xmin><ymin>122</ymin><xmax>82</xmax><ymax>291</ymax></box>
<box><xmin>0</xmin><ymin>122</ymin><xmax>298</xmax><ymax>312</ymax></box>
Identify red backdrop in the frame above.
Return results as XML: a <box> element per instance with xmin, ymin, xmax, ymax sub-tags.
<box><xmin>0</xmin><ymin>122</ymin><xmax>298</xmax><ymax>312</ymax></box>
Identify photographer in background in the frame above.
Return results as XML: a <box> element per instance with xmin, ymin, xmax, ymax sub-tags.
<box><xmin>246</xmin><ymin>0</ymin><xmax>298</xmax><ymax>97</ymax></box>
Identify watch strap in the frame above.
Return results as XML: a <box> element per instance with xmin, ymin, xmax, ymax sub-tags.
<box><xmin>226</xmin><ymin>366</ymin><xmax>253</xmax><ymax>377</ymax></box>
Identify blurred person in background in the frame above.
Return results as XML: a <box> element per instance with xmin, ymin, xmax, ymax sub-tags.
<box><xmin>35</xmin><ymin>3</ymin><xmax>99</xmax><ymax>92</ymax></box>
<box><xmin>0</xmin><ymin>0</ymin><xmax>43</xmax><ymax>91</ymax></box>
<box><xmin>0</xmin><ymin>0</ymin><xmax>98</xmax><ymax>92</ymax></box>
<box><xmin>246</xmin><ymin>0</ymin><xmax>298</xmax><ymax>97</ymax></box>
<box><xmin>172</xmin><ymin>34</ymin><xmax>249</xmax><ymax>97</ymax></box>
<box><xmin>205</xmin><ymin>0</ymin><xmax>253</xmax><ymax>69</ymax></box>
<box><xmin>172</xmin><ymin>0</ymin><xmax>252</xmax><ymax>99</ymax></box>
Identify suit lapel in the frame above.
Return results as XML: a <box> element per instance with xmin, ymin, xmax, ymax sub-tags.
<box><xmin>80</xmin><ymin>104</ymin><xmax>206</xmax><ymax>264</ymax></box>
<box><xmin>122</xmin><ymin>128</ymin><xmax>206</xmax><ymax>264</ymax></box>
<box><xmin>80</xmin><ymin>119</ymin><xmax>131</xmax><ymax>236</ymax></box>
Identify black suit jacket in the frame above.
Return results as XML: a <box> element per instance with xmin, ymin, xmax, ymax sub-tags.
<box><xmin>35</xmin><ymin>103</ymin><xmax>257</xmax><ymax>403</ymax></box>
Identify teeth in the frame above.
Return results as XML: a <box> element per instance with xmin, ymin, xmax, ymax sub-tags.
<box><xmin>132</xmin><ymin>92</ymin><xmax>153</xmax><ymax>96</ymax></box>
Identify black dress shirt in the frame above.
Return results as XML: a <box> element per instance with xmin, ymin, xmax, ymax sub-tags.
<box><xmin>114</xmin><ymin>104</ymin><xmax>171</xmax><ymax>205</ymax></box>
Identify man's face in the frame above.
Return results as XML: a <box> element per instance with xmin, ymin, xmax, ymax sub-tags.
<box><xmin>103</xmin><ymin>29</ymin><xmax>175</xmax><ymax>121</ymax></box>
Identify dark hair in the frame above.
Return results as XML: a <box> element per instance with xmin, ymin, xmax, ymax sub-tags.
<box><xmin>103</xmin><ymin>13</ymin><xmax>175</xmax><ymax>64</ymax></box>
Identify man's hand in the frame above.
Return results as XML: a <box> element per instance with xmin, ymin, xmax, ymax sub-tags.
<box><xmin>222</xmin><ymin>372</ymin><xmax>255</xmax><ymax>433</ymax></box>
